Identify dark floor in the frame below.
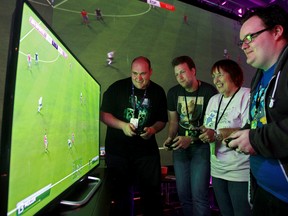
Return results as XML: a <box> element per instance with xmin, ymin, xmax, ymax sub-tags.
<box><xmin>161</xmin><ymin>205</ymin><xmax>221</xmax><ymax>216</ymax></box>
<box><xmin>133</xmin><ymin>174</ymin><xmax>221</xmax><ymax>216</ymax></box>
<box><xmin>134</xmin><ymin>200</ymin><xmax>221</xmax><ymax>216</ymax></box>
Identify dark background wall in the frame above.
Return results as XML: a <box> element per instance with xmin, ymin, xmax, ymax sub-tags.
<box><xmin>0</xmin><ymin>0</ymin><xmax>17</xmax><ymax>152</ymax></box>
<box><xmin>0</xmin><ymin>0</ymin><xmax>255</xmax><ymax>165</ymax></box>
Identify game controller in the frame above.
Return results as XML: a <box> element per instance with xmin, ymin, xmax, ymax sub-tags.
<box><xmin>135</xmin><ymin>128</ymin><xmax>145</xmax><ymax>136</ymax></box>
<box><xmin>165</xmin><ymin>139</ymin><xmax>178</xmax><ymax>150</ymax></box>
<box><xmin>190</xmin><ymin>127</ymin><xmax>202</xmax><ymax>137</ymax></box>
<box><xmin>224</xmin><ymin>137</ymin><xmax>237</xmax><ymax>150</ymax></box>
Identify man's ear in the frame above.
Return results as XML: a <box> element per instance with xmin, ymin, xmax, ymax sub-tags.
<box><xmin>191</xmin><ymin>68</ymin><xmax>196</xmax><ymax>76</ymax></box>
<box><xmin>274</xmin><ymin>25</ymin><xmax>284</xmax><ymax>40</ymax></box>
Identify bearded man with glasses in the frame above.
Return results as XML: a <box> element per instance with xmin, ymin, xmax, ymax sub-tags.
<box><xmin>225</xmin><ymin>4</ymin><xmax>288</xmax><ymax>216</ymax></box>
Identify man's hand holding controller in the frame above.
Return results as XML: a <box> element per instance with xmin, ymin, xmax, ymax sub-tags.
<box><xmin>164</xmin><ymin>138</ymin><xmax>178</xmax><ymax>150</ymax></box>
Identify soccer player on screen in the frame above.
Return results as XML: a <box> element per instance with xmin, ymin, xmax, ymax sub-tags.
<box><xmin>81</xmin><ymin>9</ymin><xmax>89</xmax><ymax>25</ymax></box>
<box><xmin>68</xmin><ymin>139</ymin><xmax>72</xmax><ymax>149</ymax></box>
<box><xmin>38</xmin><ymin>96</ymin><xmax>43</xmax><ymax>112</ymax></box>
<box><xmin>71</xmin><ymin>132</ymin><xmax>75</xmax><ymax>144</ymax></box>
<box><xmin>27</xmin><ymin>53</ymin><xmax>31</xmax><ymax>68</ymax></box>
<box><xmin>184</xmin><ymin>14</ymin><xmax>188</xmax><ymax>24</ymax></box>
<box><xmin>44</xmin><ymin>133</ymin><xmax>48</xmax><ymax>153</ymax></box>
<box><xmin>35</xmin><ymin>52</ymin><xmax>39</xmax><ymax>64</ymax></box>
<box><xmin>107</xmin><ymin>51</ymin><xmax>115</xmax><ymax>65</ymax></box>
<box><xmin>95</xmin><ymin>8</ymin><xmax>103</xmax><ymax>21</ymax></box>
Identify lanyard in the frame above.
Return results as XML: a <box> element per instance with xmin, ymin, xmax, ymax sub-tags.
<box><xmin>214</xmin><ymin>87</ymin><xmax>240</xmax><ymax>130</ymax></box>
<box><xmin>253</xmin><ymin>84</ymin><xmax>266</xmax><ymax>119</ymax></box>
<box><xmin>184</xmin><ymin>80</ymin><xmax>200</xmax><ymax>126</ymax></box>
<box><xmin>131</xmin><ymin>83</ymin><xmax>147</xmax><ymax>113</ymax></box>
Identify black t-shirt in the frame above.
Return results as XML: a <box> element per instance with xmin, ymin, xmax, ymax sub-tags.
<box><xmin>101</xmin><ymin>78</ymin><xmax>168</xmax><ymax>156</ymax></box>
<box><xmin>167</xmin><ymin>81</ymin><xmax>217</xmax><ymax>138</ymax></box>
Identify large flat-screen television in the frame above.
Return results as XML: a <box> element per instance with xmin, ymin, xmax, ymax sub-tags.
<box><xmin>0</xmin><ymin>0</ymin><xmax>101</xmax><ymax>215</ymax></box>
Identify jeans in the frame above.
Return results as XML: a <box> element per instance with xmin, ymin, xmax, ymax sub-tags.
<box><xmin>212</xmin><ymin>177</ymin><xmax>252</xmax><ymax>216</ymax></box>
<box><xmin>173</xmin><ymin>143</ymin><xmax>211</xmax><ymax>216</ymax></box>
<box><xmin>106</xmin><ymin>153</ymin><xmax>163</xmax><ymax>216</ymax></box>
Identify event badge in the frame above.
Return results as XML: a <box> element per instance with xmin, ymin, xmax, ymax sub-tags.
<box><xmin>251</xmin><ymin>119</ymin><xmax>257</xmax><ymax>129</ymax></box>
<box><xmin>130</xmin><ymin>117</ymin><xmax>139</xmax><ymax>128</ymax></box>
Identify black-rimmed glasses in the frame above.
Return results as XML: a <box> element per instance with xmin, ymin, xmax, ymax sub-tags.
<box><xmin>238</xmin><ymin>27</ymin><xmax>272</xmax><ymax>48</ymax></box>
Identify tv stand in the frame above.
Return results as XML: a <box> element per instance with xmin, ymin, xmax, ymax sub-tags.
<box><xmin>60</xmin><ymin>176</ymin><xmax>102</xmax><ymax>206</ymax></box>
<box><xmin>40</xmin><ymin>168</ymin><xmax>111</xmax><ymax>216</ymax></box>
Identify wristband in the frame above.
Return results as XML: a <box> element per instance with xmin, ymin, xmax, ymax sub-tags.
<box><xmin>213</xmin><ymin>130</ymin><xmax>223</xmax><ymax>142</ymax></box>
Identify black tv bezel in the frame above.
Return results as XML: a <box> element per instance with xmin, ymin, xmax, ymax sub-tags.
<box><xmin>0</xmin><ymin>0</ymin><xmax>101</xmax><ymax>215</ymax></box>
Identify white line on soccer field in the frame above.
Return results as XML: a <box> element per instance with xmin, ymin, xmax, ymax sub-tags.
<box><xmin>29</xmin><ymin>0</ymin><xmax>50</xmax><ymax>7</ymax></box>
<box><xmin>19</xmin><ymin>17</ymin><xmax>63</xmax><ymax>63</ymax></box>
<box><xmin>20</xmin><ymin>21</ymin><xmax>40</xmax><ymax>43</ymax></box>
<box><xmin>55</xmin><ymin>5</ymin><xmax>152</xmax><ymax>17</ymax></box>
<box><xmin>19</xmin><ymin>51</ymin><xmax>61</xmax><ymax>63</ymax></box>
<box><xmin>54</xmin><ymin>0</ymin><xmax>69</xmax><ymax>8</ymax></box>
<box><xmin>29</xmin><ymin>0</ymin><xmax>152</xmax><ymax>18</ymax></box>
<box><xmin>50</xmin><ymin>161</ymin><xmax>92</xmax><ymax>188</ymax></box>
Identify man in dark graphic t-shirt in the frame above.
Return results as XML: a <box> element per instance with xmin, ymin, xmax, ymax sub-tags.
<box><xmin>101</xmin><ymin>56</ymin><xmax>168</xmax><ymax>216</ymax></box>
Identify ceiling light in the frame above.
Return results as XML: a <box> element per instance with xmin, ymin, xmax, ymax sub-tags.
<box><xmin>237</xmin><ymin>7</ymin><xmax>245</xmax><ymax>17</ymax></box>
<box><xmin>219</xmin><ymin>0</ymin><xmax>227</xmax><ymax>6</ymax></box>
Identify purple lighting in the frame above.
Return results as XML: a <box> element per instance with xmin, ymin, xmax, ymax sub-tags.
<box><xmin>221</xmin><ymin>0</ymin><xmax>227</xmax><ymax>6</ymax></box>
<box><xmin>237</xmin><ymin>7</ymin><xmax>245</xmax><ymax>17</ymax></box>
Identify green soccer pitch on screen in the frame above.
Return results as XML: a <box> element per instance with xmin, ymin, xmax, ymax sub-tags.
<box><xmin>0</xmin><ymin>1</ymin><xmax>101</xmax><ymax>215</ymax></box>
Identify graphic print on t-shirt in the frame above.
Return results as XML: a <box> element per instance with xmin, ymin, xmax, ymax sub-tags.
<box><xmin>251</xmin><ymin>86</ymin><xmax>267</xmax><ymax>127</ymax></box>
<box><xmin>177</xmin><ymin>96</ymin><xmax>204</xmax><ymax>130</ymax></box>
<box><xmin>124</xmin><ymin>96</ymin><xmax>151</xmax><ymax>129</ymax></box>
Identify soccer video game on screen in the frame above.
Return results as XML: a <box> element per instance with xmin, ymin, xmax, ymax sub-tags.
<box><xmin>2</xmin><ymin>1</ymin><xmax>101</xmax><ymax>215</ymax></box>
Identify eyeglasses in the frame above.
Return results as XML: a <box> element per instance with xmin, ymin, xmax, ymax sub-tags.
<box><xmin>238</xmin><ymin>27</ymin><xmax>272</xmax><ymax>47</ymax></box>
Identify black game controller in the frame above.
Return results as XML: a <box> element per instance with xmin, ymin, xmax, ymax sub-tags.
<box><xmin>224</xmin><ymin>137</ymin><xmax>237</xmax><ymax>150</ymax></box>
<box><xmin>165</xmin><ymin>139</ymin><xmax>178</xmax><ymax>150</ymax></box>
<box><xmin>135</xmin><ymin>129</ymin><xmax>145</xmax><ymax>136</ymax></box>
<box><xmin>190</xmin><ymin>127</ymin><xmax>202</xmax><ymax>137</ymax></box>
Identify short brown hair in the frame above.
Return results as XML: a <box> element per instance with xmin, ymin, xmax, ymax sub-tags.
<box><xmin>211</xmin><ymin>59</ymin><xmax>243</xmax><ymax>87</ymax></box>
